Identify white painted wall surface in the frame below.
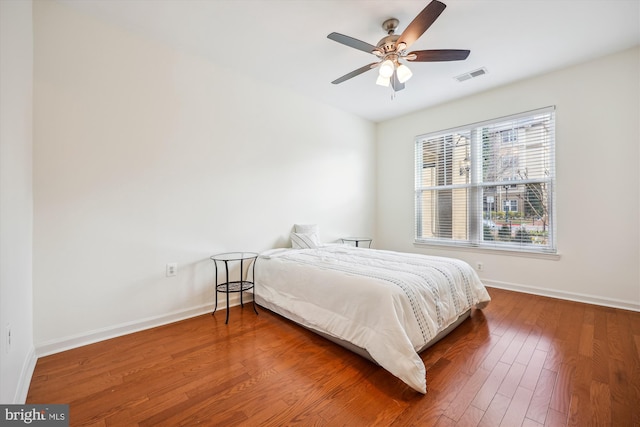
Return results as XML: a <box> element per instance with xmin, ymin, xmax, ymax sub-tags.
<box><xmin>0</xmin><ymin>0</ymin><xmax>36</xmax><ymax>403</ymax></box>
<box><xmin>377</xmin><ymin>47</ymin><xmax>640</xmax><ymax>310</ymax></box>
<box><xmin>33</xmin><ymin>1</ymin><xmax>375</xmax><ymax>352</ymax></box>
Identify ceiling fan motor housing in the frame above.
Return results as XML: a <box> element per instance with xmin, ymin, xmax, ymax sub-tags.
<box><xmin>377</xmin><ymin>34</ymin><xmax>400</xmax><ymax>54</ymax></box>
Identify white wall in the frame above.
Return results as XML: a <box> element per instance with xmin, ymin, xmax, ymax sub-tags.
<box><xmin>377</xmin><ymin>47</ymin><xmax>640</xmax><ymax>310</ymax></box>
<box><xmin>0</xmin><ymin>0</ymin><xmax>36</xmax><ymax>403</ymax></box>
<box><xmin>33</xmin><ymin>1</ymin><xmax>376</xmax><ymax>353</ymax></box>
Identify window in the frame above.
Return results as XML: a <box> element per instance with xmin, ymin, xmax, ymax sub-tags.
<box><xmin>502</xmin><ymin>200</ymin><xmax>517</xmax><ymax>212</ymax></box>
<box><xmin>415</xmin><ymin>107</ymin><xmax>556</xmax><ymax>253</ymax></box>
<box><xmin>501</xmin><ymin>129</ymin><xmax>518</xmax><ymax>144</ymax></box>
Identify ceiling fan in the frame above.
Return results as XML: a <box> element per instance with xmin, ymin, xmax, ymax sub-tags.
<box><xmin>327</xmin><ymin>0</ymin><xmax>470</xmax><ymax>91</ymax></box>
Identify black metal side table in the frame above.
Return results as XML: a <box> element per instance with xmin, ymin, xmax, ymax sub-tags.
<box><xmin>210</xmin><ymin>252</ymin><xmax>259</xmax><ymax>324</ymax></box>
<box><xmin>341</xmin><ymin>237</ymin><xmax>372</xmax><ymax>248</ymax></box>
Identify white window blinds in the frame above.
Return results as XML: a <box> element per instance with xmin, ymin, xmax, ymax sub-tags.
<box><xmin>415</xmin><ymin>106</ymin><xmax>556</xmax><ymax>253</ymax></box>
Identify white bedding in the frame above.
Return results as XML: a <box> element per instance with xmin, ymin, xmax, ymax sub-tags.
<box><xmin>254</xmin><ymin>245</ymin><xmax>491</xmax><ymax>393</ymax></box>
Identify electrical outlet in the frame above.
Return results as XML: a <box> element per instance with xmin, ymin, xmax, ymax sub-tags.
<box><xmin>476</xmin><ymin>262</ymin><xmax>484</xmax><ymax>271</ymax></box>
<box><xmin>166</xmin><ymin>263</ymin><xmax>177</xmax><ymax>277</ymax></box>
<box><xmin>5</xmin><ymin>323</ymin><xmax>11</xmax><ymax>353</ymax></box>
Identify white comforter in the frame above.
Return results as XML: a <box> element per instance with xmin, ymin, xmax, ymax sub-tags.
<box><xmin>254</xmin><ymin>245</ymin><xmax>491</xmax><ymax>393</ymax></box>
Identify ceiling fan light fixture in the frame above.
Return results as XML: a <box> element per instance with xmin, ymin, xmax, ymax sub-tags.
<box><xmin>396</xmin><ymin>63</ymin><xmax>413</xmax><ymax>83</ymax></box>
<box><xmin>379</xmin><ymin>59</ymin><xmax>395</xmax><ymax>78</ymax></box>
<box><xmin>327</xmin><ymin>1</ymin><xmax>471</xmax><ymax>92</ymax></box>
<box><xmin>376</xmin><ymin>74</ymin><xmax>390</xmax><ymax>87</ymax></box>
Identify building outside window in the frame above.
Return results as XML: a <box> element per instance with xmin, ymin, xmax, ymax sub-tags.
<box><xmin>414</xmin><ymin>107</ymin><xmax>556</xmax><ymax>253</ymax></box>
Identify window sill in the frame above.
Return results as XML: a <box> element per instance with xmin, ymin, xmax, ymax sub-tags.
<box><xmin>413</xmin><ymin>241</ymin><xmax>561</xmax><ymax>260</ymax></box>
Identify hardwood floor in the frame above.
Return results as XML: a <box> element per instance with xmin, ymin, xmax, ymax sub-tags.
<box><xmin>27</xmin><ymin>287</ymin><xmax>640</xmax><ymax>426</ymax></box>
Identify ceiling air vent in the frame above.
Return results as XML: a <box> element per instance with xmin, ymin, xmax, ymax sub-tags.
<box><xmin>455</xmin><ymin>67</ymin><xmax>488</xmax><ymax>82</ymax></box>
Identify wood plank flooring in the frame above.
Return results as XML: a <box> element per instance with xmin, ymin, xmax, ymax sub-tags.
<box><xmin>27</xmin><ymin>287</ymin><xmax>640</xmax><ymax>426</ymax></box>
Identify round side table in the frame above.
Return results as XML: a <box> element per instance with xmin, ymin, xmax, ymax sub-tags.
<box><xmin>210</xmin><ymin>252</ymin><xmax>259</xmax><ymax>324</ymax></box>
<box><xmin>341</xmin><ymin>237</ymin><xmax>372</xmax><ymax>248</ymax></box>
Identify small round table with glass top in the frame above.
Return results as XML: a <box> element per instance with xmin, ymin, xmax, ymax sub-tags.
<box><xmin>210</xmin><ymin>252</ymin><xmax>259</xmax><ymax>324</ymax></box>
<box><xmin>340</xmin><ymin>237</ymin><xmax>373</xmax><ymax>248</ymax></box>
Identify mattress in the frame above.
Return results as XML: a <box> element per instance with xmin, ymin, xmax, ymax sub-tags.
<box><xmin>254</xmin><ymin>245</ymin><xmax>491</xmax><ymax>393</ymax></box>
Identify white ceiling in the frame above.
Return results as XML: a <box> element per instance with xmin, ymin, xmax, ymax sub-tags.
<box><xmin>58</xmin><ymin>0</ymin><xmax>640</xmax><ymax>123</ymax></box>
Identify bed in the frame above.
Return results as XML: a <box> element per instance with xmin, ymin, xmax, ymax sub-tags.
<box><xmin>253</xmin><ymin>244</ymin><xmax>491</xmax><ymax>394</ymax></box>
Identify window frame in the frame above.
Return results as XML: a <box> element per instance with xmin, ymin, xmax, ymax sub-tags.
<box><xmin>414</xmin><ymin>106</ymin><xmax>557</xmax><ymax>255</ymax></box>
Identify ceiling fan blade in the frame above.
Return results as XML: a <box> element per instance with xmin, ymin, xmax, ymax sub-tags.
<box><xmin>391</xmin><ymin>70</ymin><xmax>405</xmax><ymax>91</ymax></box>
<box><xmin>327</xmin><ymin>32</ymin><xmax>378</xmax><ymax>55</ymax></box>
<box><xmin>407</xmin><ymin>49</ymin><xmax>470</xmax><ymax>62</ymax></box>
<box><xmin>331</xmin><ymin>62</ymin><xmax>378</xmax><ymax>84</ymax></box>
<box><xmin>398</xmin><ymin>0</ymin><xmax>447</xmax><ymax>50</ymax></box>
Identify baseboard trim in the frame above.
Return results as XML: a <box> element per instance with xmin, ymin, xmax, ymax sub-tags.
<box><xmin>34</xmin><ymin>282</ymin><xmax>637</xmax><ymax>358</ymax></box>
<box><xmin>484</xmin><ymin>279</ymin><xmax>640</xmax><ymax>312</ymax></box>
<box><xmin>35</xmin><ymin>299</ymin><xmax>244</xmax><ymax>357</ymax></box>
<box><xmin>14</xmin><ymin>345</ymin><xmax>37</xmax><ymax>403</ymax></box>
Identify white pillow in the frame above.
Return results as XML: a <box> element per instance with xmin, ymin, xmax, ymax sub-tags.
<box><xmin>294</xmin><ymin>224</ymin><xmax>319</xmax><ymax>235</ymax></box>
<box><xmin>291</xmin><ymin>232</ymin><xmax>320</xmax><ymax>249</ymax></box>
